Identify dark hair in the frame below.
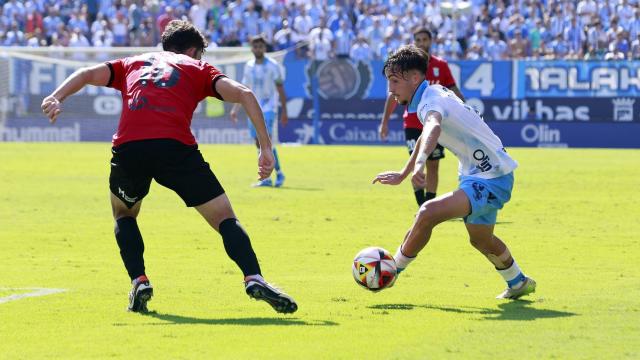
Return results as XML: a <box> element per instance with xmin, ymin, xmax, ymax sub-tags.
<box><xmin>413</xmin><ymin>28</ymin><xmax>433</xmax><ymax>40</ymax></box>
<box><xmin>382</xmin><ymin>45</ymin><xmax>428</xmax><ymax>77</ymax></box>
<box><xmin>250</xmin><ymin>34</ymin><xmax>268</xmax><ymax>46</ymax></box>
<box><xmin>161</xmin><ymin>20</ymin><xmax>207</xmax><ymax>53</ymax></box>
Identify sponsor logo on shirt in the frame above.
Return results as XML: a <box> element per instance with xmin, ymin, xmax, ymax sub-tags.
<box><xmin>473</xmin><ymin>149</ymin><xmax>493</xmax><ymax>172</ymax></box>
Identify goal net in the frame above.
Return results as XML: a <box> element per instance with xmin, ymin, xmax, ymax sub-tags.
<box><xmin>0</xmin><ymin>46</ymin><xmax>287</xmax><ymax>143</ymax></box>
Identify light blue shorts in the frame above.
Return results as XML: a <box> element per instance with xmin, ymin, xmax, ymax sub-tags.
<box><xmin>459</xmin><ymin>172</ymin><xmax>514</xmax><ymax>225</ymax></box>
<box><xmin>248</xmin><ymin>111</ymin><xmax>275</xmax><ymax>138</ymax></box>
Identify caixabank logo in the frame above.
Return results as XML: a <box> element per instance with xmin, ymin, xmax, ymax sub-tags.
<box><xmin>305</xmin><ymin>59</ymin><xmax>373</xmax><ymax>99</ymax></box>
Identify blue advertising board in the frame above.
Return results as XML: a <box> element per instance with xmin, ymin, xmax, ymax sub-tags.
<box><xmin>282</xmin><ymin>59</ymin><xmax>512</xmax><ymax>99</ymax></box>
<box><xmin>517</xmin><ymin>60</ymin><xmax>640</xmax><ymax>98</ymax></box>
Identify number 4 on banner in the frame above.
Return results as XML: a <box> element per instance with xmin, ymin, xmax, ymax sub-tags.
<box><xmin>0</xmin><ymin>288</ymin><xmax>66</xmax><ymax>304</ymax></box>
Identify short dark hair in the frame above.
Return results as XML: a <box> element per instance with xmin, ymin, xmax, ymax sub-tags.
<box><xmin>382</xmin><ymin>45</ymin><xmax>428</xmax><ymax>77</ymax></box>
<box><xmin>250</xmin><ymin>35</ymin><xmax>268</xmax><ymax>46</ymax></box>
<box><xmin>413</xmin><ymin>28</ymin><xmax>433</xmax><ymax>40</ymax></box>
<box><xmin>161</xmin><ymin>20</ymin><xmax>207</xmax><ymax>53</ymax></box>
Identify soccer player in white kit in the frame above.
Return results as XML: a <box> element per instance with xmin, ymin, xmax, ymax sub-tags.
<box><xmin>231</xmin><ymin>35</ymin><xmax>288</xmax><ymax>187</ymax></box>
<box><xmin>373</xmin><ymin>45</ymin><xmax>536</xmax><ymax>299</ymax></box>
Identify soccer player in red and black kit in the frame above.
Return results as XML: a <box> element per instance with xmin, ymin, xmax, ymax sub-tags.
<box><xmin>379</xmin><ymin>28</ymin><xmax>465</xmax><ymax>207</ymax></box>
<box><xmin>40</xmin><ymin>20</ymin><xmax>297</xmax><ymax>314</ymax></box>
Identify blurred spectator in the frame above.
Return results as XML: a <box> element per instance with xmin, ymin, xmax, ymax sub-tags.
<box><xmin>334</xmin><ymin>19</ymin><xmax>355</xmax><ymax>58</ymax></box>
<box><xmin>258</xmin><ymin>8</ymin><xmax>276</xmax><ymax>46</ymax></box>
<box><xmin>5</xmin><ymin>21</ymin><xmax>25</xmax><ymax>46</ymax></box>
<box><xmin>577</xmin><ymin>0</ymin><xmax>597</xmax><ymax>27</ymax></box>
<box><xmin>189</xmin><ymin>0</ymin><xmax>208</xmax><ymax>32</ymax></box>
<box><xmin>274</xmin><ymin>19</ymin><xmax>294</xmax><ymax>51</ymax></box>
<box><xmin>549</xmin><ymin>34</ymin><xmax>570</xmax><ymax>59</ymax></box>
<box><xmin>112</xmin><ymin>12</ymin><xmax>129</xmax><ymax>46</ymax></box>
<box><xmin>309</xmin><ymin>18</ymin><xmax>333</xmax><ymax>46</ymax></box>
<box><xmin>564</xmin><ymin>17</ymin><xmax>585</xmax><ymax>58</ymax></box>
<box><xmin>509</xmin><ymin>29</ymin><xmax>528</xmax><ymax>59</ymax></box>
<box><xmin>156</xmin><ymin>6</ymin><xmax>174</xmax><ymax>37</ymax></box>
<box><xmin>587</xmin><ymin>20</ymin><xmax>608</xmax><ymax>57</ymax></box>
<box><xmin>69</xmin><ymin>28</ymin><xmax>90</xmax><ymax>60</ymax></box>
<box><xmin>486</xmin><ymin>31</ymin><xmax>509</xmax><ymax>60</ymax></box>
<box><xmin>376</xmin><ymin>35</ymin><xmax>395</xmax><ymax>60</ymax></box>
<box><xmin>631</xmin><ymin>33</ymin><xmax>640</xmax><ymax>59</ymax></box>
<box><xmin>309</xmin><ymin>25</ymin><xmax>332</xmax><ymax>61</ymax></box>
<box><xmin>293</xmin><ymin>5</ymin><xmax>313</xmax><ymax>43</ymax></box>
<box><xmin>307</xmin><ymin>0</ymin><xmax>325</xmax><ymax>27</ymax></box>
<box><xmin>350</xmin><ymin>36</ymin><xmax>373</xmax><ymax>62</ymax></box>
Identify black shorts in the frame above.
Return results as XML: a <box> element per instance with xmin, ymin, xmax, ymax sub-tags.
<box><xmin>404</xmin><ymin>128</ymin><xmax>445</xmax><ymax>160</ymax></box>
<box><xmin>109</xmin><ymin>139</ymin><xmax>225</xmax><ymax>208</ymax></box>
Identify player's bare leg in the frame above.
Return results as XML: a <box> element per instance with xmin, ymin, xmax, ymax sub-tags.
<box><xmin>111</xmin><ymin>193</ymin><xmax>152</xmax><ymax>312</ymax></box>
<box><xmin>466</xmin><ymin>223</ymin><xmax>536</xmax><ymax>300</ymax></box>
<box><xmin>394</xmin><ymin>189</ymin><xmax>471</xmax><ymax>271</ymax></box>
<box><xmin>195</xmin><ymin>194</ymin><xmax>297</xmax><ymax>313</ymax></box>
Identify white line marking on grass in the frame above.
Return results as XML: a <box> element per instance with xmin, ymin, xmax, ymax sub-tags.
<box><xmin>0</xmin><ymin>288</ymin><xmax>67</xmax><ymax>304</ymax></box>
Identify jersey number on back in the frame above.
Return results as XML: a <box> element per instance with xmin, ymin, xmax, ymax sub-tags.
<box><xmin>139</xmin><ymin>59</ymin><xmax>180</xmax><ymax>88</ymax></box>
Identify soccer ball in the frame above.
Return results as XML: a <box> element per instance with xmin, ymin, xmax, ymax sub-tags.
<box><xmin>352</xmin><ymin>247</ymin><xmax>397</xmax><ymax>291</ymax></box>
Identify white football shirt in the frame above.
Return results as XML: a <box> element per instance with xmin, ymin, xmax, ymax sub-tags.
<box><xmin>411</xmin><ymin>81</ymin><xmax>518</xmax><ymax>179</ymax></box>
<box><xmin>241</xmin><ymin>57</ymin><xmax>284</xmax><ymax>113</ymax></box>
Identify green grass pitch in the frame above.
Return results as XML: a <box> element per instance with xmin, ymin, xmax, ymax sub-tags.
<box><xmin>1</xmin><ymin>142</ymin><xmax>639</xmax><ymax>359</ymax></box>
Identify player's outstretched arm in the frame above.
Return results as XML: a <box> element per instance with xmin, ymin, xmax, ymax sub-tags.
<box><xmin>41</xmin><ymin>63</ymin><xmax>111</xmax><ymax>123</ymax></box>
<box><xmin>215</xmin><ymin>76</ymin><xmax>274</xmax><ymax>179</ymax></box>
<box><xmin>372</xmin><ymin>132</ymin><xmax>423</xmax><ymax>186</ymax></box>
<box><xmin>378</xmin><ymin>92</ymin><xmax>398</xmax><ymax>141</ymax></box>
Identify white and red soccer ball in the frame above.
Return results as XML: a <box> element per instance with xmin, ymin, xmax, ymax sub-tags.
<box><xmin>352</xmin><ymin>247</ymin><xmax>397</xmax><ymax>291</ymax></box>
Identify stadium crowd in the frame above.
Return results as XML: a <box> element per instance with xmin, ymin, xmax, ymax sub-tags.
<box><xmin>1</xmin><ymin>0</ymin><xmax>639</xmax><ymax>60</ymax></box>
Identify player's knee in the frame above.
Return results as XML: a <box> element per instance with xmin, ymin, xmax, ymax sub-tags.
<box><xmin>469</xmin><ymin>235</ymin><xmax>486</xmax><ymax>250</ymax></box>
<box><xmin>416</xmin><ymin>202</ymin><xmax>443</xmax><ymax>228</ymax></box>
<box><xmin>113</xmin><ymin>206</ymin><xmax>139</xmax><ymax>220</ymax></box>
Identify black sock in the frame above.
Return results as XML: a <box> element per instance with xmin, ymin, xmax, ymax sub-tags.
<box><xmin>425</xmin><ymin>192</ymin><xmax>437</xmax><ymax>201</ymax></box>
<box><xmin>115</xmin><ymin>217</ymin><xmax>146</xmax><ymax>281</ymax></box>
<box><xmin>219</xmin><ymin>218</ymin><xmax>261</xmax><ymax>277</ymax></box>
<box><xmin>414</xmin><ymin>189</ymin><xmax>426</xmax><ymax>206</ymax></box>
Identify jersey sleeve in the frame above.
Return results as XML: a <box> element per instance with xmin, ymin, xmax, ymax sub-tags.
<box><xmin>418</xmin><ymin>98</ymin><xmax>445</xmax><ymax>125</ymax></box>
<box><xmin>241</xmin><ymin>62</ymin><xmax>250</xmax><ymax>85</ymax></box>
<box><xmin>105</xmin><ymin>58</ymin><xmax>126</xmax><ymax>91</ymax></box>
<box><xmin>274</xmin><ymin>62</ymin><xmax>284</xmax><ymax>85</ymax></box>
<box><xmin>203</xmin><ymin>62</ymin><xmax>227</xmax><ymax>100</ymax></box>
<box><xmin>441</xmin><ymin>62</ymin><xmax>457</xmax><ymax>88</ymax></box>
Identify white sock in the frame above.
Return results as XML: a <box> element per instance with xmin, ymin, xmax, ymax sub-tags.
<box><xmin>245</xmin><ymin>274</ymin><xmax>264</xmax><ymax>283</ymax></box>
<box><xmin>394</xmin><ymin>246</ymin><xmax>416</xmax><ymax>269</ymax></box>
<box><xmin>497</xmin><ymin>260</ymin><xmax>526</xmax><ymax>288</ymax></box>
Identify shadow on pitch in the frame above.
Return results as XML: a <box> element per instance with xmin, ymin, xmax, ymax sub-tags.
<box><xmin>368</xmin><ymin>301</ymin><xmax>577</xmax><ymax>321</ymax></box>
<box><xmin>137</xmin><ymin>311</ymin><xmax>338</xmax><ymax>326</ymax></box>
<box><xmin>273</xmin><ymin>186</ymin><xmax>323</xmax><ymax>192</ymax></box>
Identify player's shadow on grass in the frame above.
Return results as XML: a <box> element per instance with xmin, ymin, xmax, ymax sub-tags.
<box><xmin>369</xmin><ymin>301</ymin><xmax>576</xmax><ymax>321</ymax></box>
<box><xmin>274</xmin><ymin>186</ymin><xmax>323</xmax><ymax>191</ymax></box>
<box><xmin>140</xmin><ymin>311</ymin><xmax>338</xmax><ymax>326</ymax></box>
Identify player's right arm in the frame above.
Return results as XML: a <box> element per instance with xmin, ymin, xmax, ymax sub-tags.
<box><xmin>215</xmin><ymin>76</ymin><xmax>274</xmax><ymax>180</ymax></box>
<box><xmin>41</xmin><ymin>63</ymin><xmax>111</xmax><ymax>123</ymax></box>
<box><xmin>379</xmin><ymin>92</ymin><xmax>398</xmax><ymax>140</ymax></box>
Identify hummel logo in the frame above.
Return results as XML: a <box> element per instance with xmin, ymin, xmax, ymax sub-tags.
<box><xmin>118</xmin><ymin>187</ymin><xmax>138</xmax><ymax>203</ymax></box>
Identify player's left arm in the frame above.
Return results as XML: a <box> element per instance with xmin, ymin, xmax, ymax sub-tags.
<box><xmin>276</xmin><ymin>81</ymin><xmax>288</xmax><ymax>126</ymax></box>
<box><xmin>41</xmin><ymin>63</ymin><xmax>111</xmax><ymax>123</ymax></box>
